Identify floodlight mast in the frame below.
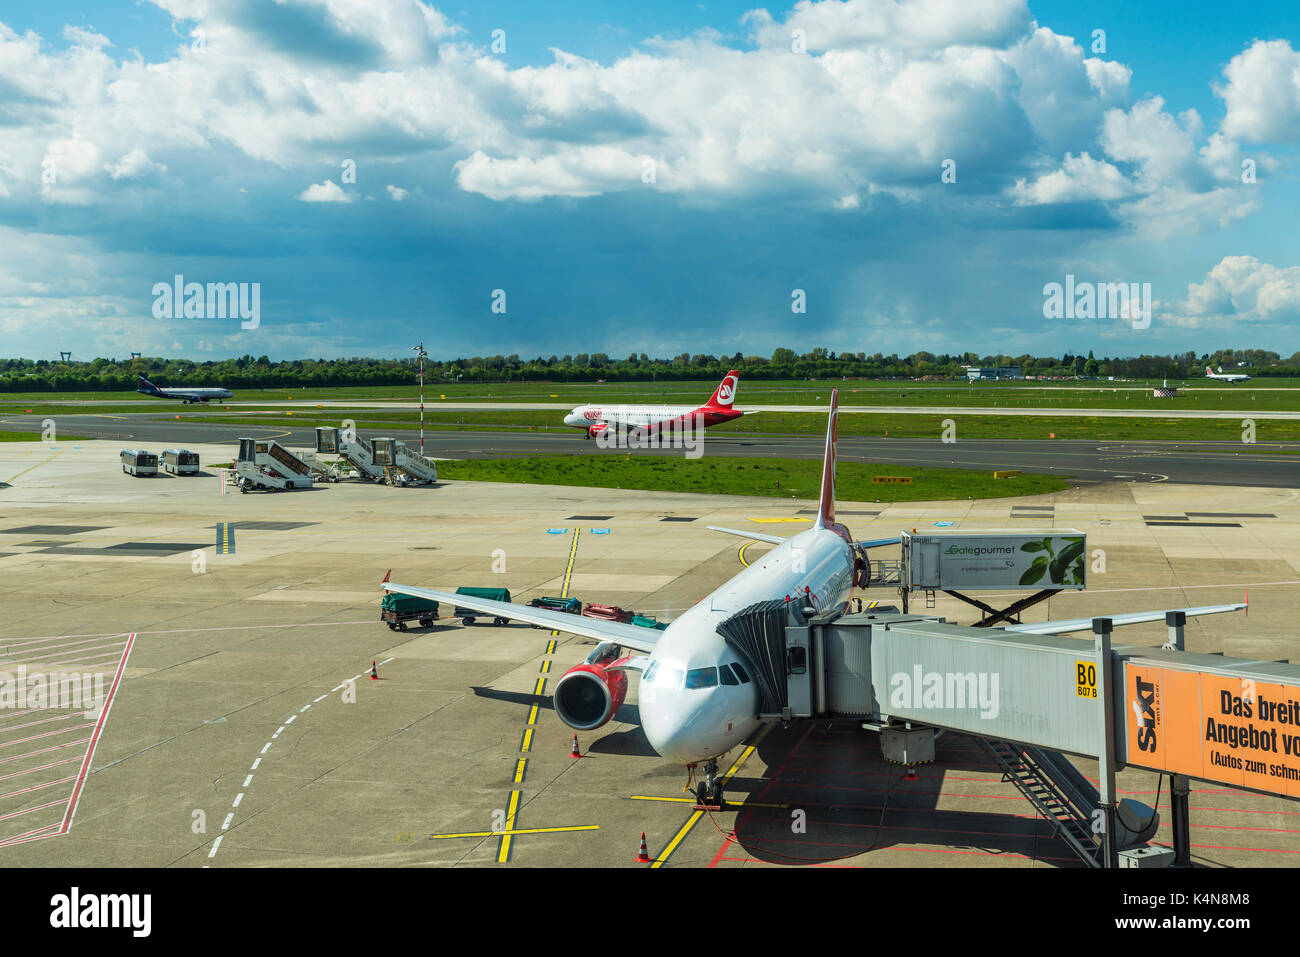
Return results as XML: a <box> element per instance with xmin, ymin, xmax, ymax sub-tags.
<box><xmin>413</xmin><ymin>341</ymin><xmax>428</xmax><ymax>454</ymax></box>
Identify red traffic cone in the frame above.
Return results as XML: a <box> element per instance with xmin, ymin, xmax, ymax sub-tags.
<box><xmin>369</xmin><ymin>661</ymin><xmax>378</xmax><ymax>681</ymax></box>
<box><xmin>635</xmin><ymin>832</ymin><xmax>652</xmax><ymax>863</ymax></box>
<box><xmin>569</xmin><ymin>735</ymin><xmax>581</xmax><ymax>759</ymax></box>
<box><xmin>904</xmin><ymin>765</ymin><xmax>918</xmax><ymax>782</ymax></box>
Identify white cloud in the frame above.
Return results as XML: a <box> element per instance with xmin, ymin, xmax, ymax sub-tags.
<box><xmin>107</xmin><ymin>148</ymin><xmax>166</xmax><ymax>181</ymax></box>
<box><xmin>1011</xmin><ymin>151</ymin><xmax>1131</xmax><ymax>205</ymax></box>
<box><xmin>1165</xmin><ymin>256</ymin><xmax>1300</xmax><ymax>328</ymax></box>
<box><xmin>298</xmin><ymin>179</ymin><xmax>353</xmax><ymax>203</ymax></box>
<box><xmin>385</xmin><ymin>184</ymin><xmax>408</xmax><ymax>201</ymax></box>
<box><xmin>1217</xmin><ymin>39</ymin><xmax>1300</xmax><ymax>143</ymax></box>
<box><xmin>745</xmin><ymin>0</ymin><xmax>1033</xmax><ymax>53</ymax></box>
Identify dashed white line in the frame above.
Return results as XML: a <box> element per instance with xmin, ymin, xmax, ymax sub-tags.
<box><xmin>221</xmin><ymin>813</ymin><xmax>233</xmax><ymax>831</ymax></box>
<box><xmin>299</xmin><ymin>704</ymin><xmax>310</xmax><ymax>713</ymax></box>
<box><xmin>285</xmin><ymin>715</ymin><xmax>297</xmax><ymax>724</ymax></box>
<box><xmin>232</xmin><ymin>792</ymin><xmax>244</xmax><ymax>808</ymax></box>
<box><xmin>208</xmin><ymin>835</ymin><xmax>223</xmax><ymax>857</ymax></box>
<box><xmin>251</xmin><ymin>757</ymin><xmax>262</xmax><ymax>770</ymax></box>
<box><xmin>314</xmin><ymin>694</ymin><xmax>327</xmax><ymax>703</ymax></box>
<box><xmin>243</xmin><ymin>775</ymin><xmax>253</xmax><ymax>787</ymax></box>
<box><xmin>260</xmin><ymin>743</ymin><xmax>271</xmax><ymax>755</ymax></box>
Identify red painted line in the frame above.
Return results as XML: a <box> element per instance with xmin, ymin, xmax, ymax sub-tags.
<box><xmin>0</xmin><ymin>829</ymin><xmax>66</xmax><ymax>848</ymax></box>
<box><xmin>60</xmin><ymin>633</ymin><xmax>134</xmax><ymax>836</ymax></box>
<box><xmin>0</xmin><ymin>799</ymin><xmax>67</xmax><ymax>823</ymax></box>
<box><xmin>717</xmin><ymin>854</ymin><xmax>859</xmax><ymax>868</ymax></box>
<box><xmin>716</xmin><ymin>721</ymin><xmax>817</xmax><ymax>868</ymax></box>
<box><xmin>1152</xmin><ymin>840</ymin><xmax>1300</xmax><ymax>856</ymax></box>
<box><xmin>0</xmin><ymin>822</ymin><xmax>60</xmax><ymax>846</ymax></box>
<box><xmin>742</xmin><ymin>813</ymin><xmax>1061</xmax><ymax>842</ymax></box>
<box><xmin>0</xmin><ymin>775</ymin><xmax>76</xmax><ymax>800</ymax></box>
<box><xmin>707</xmin><ymin>832</ymin><xmax>734</xmax><ymax>868</ymax></box>
<box><xmin>0</xmin><ymin>757</ymin><xmax>82</xmax><ymax>784</ymax></box>
<box><xmin>1</xmin><ymin>635</ymin><xmax>129</xmax><ymax>658</ymax></box>
<box><xmin>0</xmin><ymin>713</ymin><xmax>87</xmax><ymax>736</ymax></box>
<box><xmin>0</xmin><ymin>738</ymin><xmax>92</xmax><ymax>767</ymax></box>
<box><xmin>30</xmin><ymin>650</ymin><xmax>123</xmax><ymax>670</ymax></box>
<box><xmin>0</xmin><ymin>723</ymin><xmax>95</xmax><ymax>750</ymax></box>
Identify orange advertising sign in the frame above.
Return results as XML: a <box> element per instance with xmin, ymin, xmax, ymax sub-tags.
<box><xmin>1122</xmin><ymin>662</ymin><xmax>1300</xmax><ymax>798</ymax></box>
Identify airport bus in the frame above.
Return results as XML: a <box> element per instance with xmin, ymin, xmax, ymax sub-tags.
<box><xmin>120</xmin><ymin>449</ymin><xmax>158</xmax><ymax>476</ymax></box>
<box><xmin>161</xmin><ymin>448</ymin><xmax>200</xmax><ymax>475</ymax></box>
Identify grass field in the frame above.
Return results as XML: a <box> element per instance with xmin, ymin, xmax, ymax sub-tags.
<box><xmin>2</xmin><ymin>376</ymin><xmax>1299</xmax><ymax>411</ymax></box>
<box><xmin>0</xmin><ymin>431</ymin><xmax>88</xmax><ymax>442</ymax></box>
<box><xmin>153</xmin><ymin>409</ymin><xmax>1300</xmax><ymax>442</ymax></box>
<box><xmin>434</xmin><ymin>456</ymin><xmax>1070</xmax><ymax>502</ymax></box>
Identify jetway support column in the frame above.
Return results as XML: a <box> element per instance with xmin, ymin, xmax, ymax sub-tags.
<box><xmin>1164</xmin><ymin>610</ymin><xmax>1192</xmax><ymax>867</ymax></box>
<box><xmin>1094</xmin><ymin>617</ymin><xmax>1119</xmax><ymax>869</ymax></box>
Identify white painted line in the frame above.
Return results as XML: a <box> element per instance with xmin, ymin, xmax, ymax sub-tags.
<box><xmin>299</xmin><ymin>704</ymin><xmax>310</xmax><ymax>713</ymax></box>
<box><xmin>331</xmin><ymin>684</ymin><xmax>346</xmax><ymax>692</ymax></box>
<box><xmin>379</xmin><ymin>657</ymin><xmax>395</xmax><ymax>665</ymax></box>
<box><xmin>243</xmin><ymin>775</ymin><xmax>252</xmax><ymax>787</ymax></box>
<box><xmin>221</xmin><ymin>813</ymin><xmax>233</xmax><ymax>831</ymax></box>
<box><xmin>232</xmin><ymin>792</ymin><xmax>244</xmax><ymax>808</ymax></box>
<box><xmin>314</xmin><ymin>694</ymin><xmax>327</xmax><ymax>703</ymax></box>
<box><xmin>260</xmin><ymin>743</ymin><xmax>271</xmax><ymax>755</ymax></box>
<box><xmin>251</xmin><ymin>758</ymin><xmax>261</xmax><ymax>770</ymax></box>
<box><xmin>285</xmin><ymin>715</ymin><xmax>297</xmax><ymax>724</ymax></box>
<box><xmin>208</xmin><ymin>835</ymin><xmax>223</xmax><ymax>858</ymax></box>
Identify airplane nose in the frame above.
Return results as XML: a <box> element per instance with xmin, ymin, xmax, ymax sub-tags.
<box><xmin>641</xmin><ymin>693</ymin><xmax>709</xmax><ymax>764</ymax></box>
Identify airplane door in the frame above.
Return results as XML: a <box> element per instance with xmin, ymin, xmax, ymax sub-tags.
<box><xmin>785</xmin><ymin>626</ymin><xmax>813</xmax><ymax>718</ymax></box>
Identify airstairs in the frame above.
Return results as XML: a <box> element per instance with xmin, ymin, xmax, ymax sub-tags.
<box><xmin>234</xmin><ymin>438</ymin><xmax>314</xmax><ymax>491</ymax></box>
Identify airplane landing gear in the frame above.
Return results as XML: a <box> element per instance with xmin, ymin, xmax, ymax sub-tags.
<box><xmin>694</xmin><ymin>758</ymin><xmax>725</xmax><ymax>809</ymax></box>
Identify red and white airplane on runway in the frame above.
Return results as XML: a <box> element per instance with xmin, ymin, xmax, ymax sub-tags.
<box><xmin>562</xmin><ymin>370</ymin><xmax>747</xmax><ymax>440</ymax></box>
<box><xmin>1205</xmin><ymin>366</ymin><xmax>1251</xmax><ymax>383</ymax></box>
<box><xmin>384</xmin><ymin>391</ymin><xmax>1247</xmax><ymax>806</ymax></box>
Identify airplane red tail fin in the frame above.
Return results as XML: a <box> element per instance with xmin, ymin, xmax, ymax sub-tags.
<box><xmin>703</xmin><ymin>370</ymin><xmax>741</xmax><ymax>410</ymax></box>
<box><xmin>814</xmin><ymin>390</ymin><xmax>839</xmax><ymax>531</ymax></box>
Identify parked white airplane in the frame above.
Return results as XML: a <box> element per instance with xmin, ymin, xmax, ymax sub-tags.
<box><xmin>1205</xmin><ymin>366</ymin><xmax>1250</xmax><ymax>383</ymax></box>
<box><xmin>562</xmin><ymin>370</ymin><xmax>747</xmax><ymax>439</ymax></box>
<box><xmin>137</xmin><ymin>374</ymin><xmax>234</xmax><ymax>403</ymax></box>
<box><xmin>384</xmin><ymin>391</ymin><xmax>1246</xmax><ymax>805</ymax></box>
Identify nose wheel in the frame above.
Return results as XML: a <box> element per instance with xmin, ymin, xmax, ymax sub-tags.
<box><xmin>694</xmin><ymin>758</ymin><xmax>726</xmax><ymax>809</ymax></box>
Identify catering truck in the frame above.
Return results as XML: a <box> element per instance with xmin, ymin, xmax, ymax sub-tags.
<box><xmin>901</xmin><ymin>529</ymin><xmax>1087</xmax><ymax>592</ymax></box>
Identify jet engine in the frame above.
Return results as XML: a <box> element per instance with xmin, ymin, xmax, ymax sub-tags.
<box><xmin>553</xmin><ymin>649</ymin><xmax>628</xmax><ymax>730</ymax></box>
<box><xmin>586</xmin><ymin>423</ymin><xmax>607</xmax><ymax>440</ymax></box>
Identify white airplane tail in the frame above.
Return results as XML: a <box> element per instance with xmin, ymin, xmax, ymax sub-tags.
<box><xmin>814</xmin><ymin>390</ymin><xmax>839</xmax><ymax>531</ymax></box>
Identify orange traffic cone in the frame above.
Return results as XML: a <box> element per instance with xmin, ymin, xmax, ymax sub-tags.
<box><xmin>569</xmin><ymin>735</ymin><xmax>581</xmax><ymax>759</ymax></box>
<box><xmin>904</xmin><ymin>765</ymin><xmax>918</xmax><ymax>782</ymax></box>
<box><xmin>369</xmin><ymin>661</ymin><xmax>378</xmax><ymax>681</ymax></box>
<box><xmin>635</xmin><ymin>832</ymin><xmax>652</xmax><ymax>863</ymax></box>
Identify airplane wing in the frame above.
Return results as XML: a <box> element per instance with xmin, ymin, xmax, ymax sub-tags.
<box><xmin>382</xmin><ymin>583</ymin><xmax>662</xmax><ymax>653</ymax></box>
<box><xmin>999</xmin><ymin>602</ymin><xmax>1246</xmax><ymax>635</ymax></box>
<box><xmin>857</xmin><ymin>536</ymin><xmax>901</xmax><ymax>549</ymax></box>
<box><xmin>706</xmin><ymin>525</ymin><xmax>788</xmax><ymax>545</ymax></box>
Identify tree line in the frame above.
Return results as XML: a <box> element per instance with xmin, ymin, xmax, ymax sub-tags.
<box><xmin>1</xmin><ymin>348</ymin><xmax>1295</xmax><ymax>392</ymax></box>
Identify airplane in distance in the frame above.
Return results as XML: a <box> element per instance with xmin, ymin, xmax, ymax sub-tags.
<box><xmin>562</xmin><ymin>370</ymin><xmax>747</xmax><ymax>440</ymax></box>
<box><xmin>1205</xmin><ymin>366</ymin><xmax>1251</xmax><ymax>383</ymax></box>
<box><xmin>136</xmin><ymin>374</ymin><xmax>234</xmax><ymax>403</ymax></box>
<box><xmin>384</xmin><ymin>391</ymin><xmax>1247</xmax><ymax>806</ymax></box>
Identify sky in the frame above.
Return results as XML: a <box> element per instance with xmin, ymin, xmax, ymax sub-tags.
<box><xmin>1</xmin><ymin>0</ymin><xmax>1298</xmax><ymax>362</ymax></box>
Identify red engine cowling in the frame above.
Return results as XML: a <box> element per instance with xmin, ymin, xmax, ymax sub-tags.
<box><xmin>553</xmin><ymin>659</ymin><xmax>628</xmax><ymax>730</ymax></box>
<box><xmin>587</xmin><ymin>423</ymin><xmax>607</xmax><ymax>439</ymax></box>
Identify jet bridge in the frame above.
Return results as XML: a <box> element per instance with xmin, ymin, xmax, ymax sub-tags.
<box><xmin>719</xmin><ymin>601</ymin><xmax>1294</xmax><ymax>868</ymax></box>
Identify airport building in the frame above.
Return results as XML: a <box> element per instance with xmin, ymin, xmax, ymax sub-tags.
<box><xmin>964</xmin><ymin>365</ymin><xmax>1022</xmax><ymax>380</ymax></box>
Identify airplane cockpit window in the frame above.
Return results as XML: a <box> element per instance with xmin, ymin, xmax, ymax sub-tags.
<box><xmin>719</xmin><ymin>664</ymin><xmax>739</xmax><ymax>686</ymax></box>
<box><xmin>685</xmin><ymin>667</ymin><xmax>718</xmax><ymax>690</ymax></box>
<box><xmin>657</xmin><ymin>666</ymin><xmax>684</xmax><ymax>689</ymax></box>
<box><xmin>730</xmin><ymin>661</ymin><xmax>751</xmax><ymax>683</ymax></box>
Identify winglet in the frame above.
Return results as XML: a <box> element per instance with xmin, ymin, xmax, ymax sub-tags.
<box><xmin>381</xmin><ymin>568</ymin><xmax>391</xmax><ymax>584</ymax></box>
<box><xmin>815</xmin><ymin>389</ymin><xmax>839</xmax><ymax>531</ymax></box>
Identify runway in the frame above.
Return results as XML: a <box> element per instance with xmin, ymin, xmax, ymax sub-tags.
<box><xmin>4</xmin><ymin>413</ymin><xmax>1297</xmax><ymax>486</ymax></box>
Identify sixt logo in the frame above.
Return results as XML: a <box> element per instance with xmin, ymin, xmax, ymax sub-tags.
<box><xmin>716</xmin><ymin>376</ymin><xmax>736</xmax><ymax>406</ymax></box>
<box><xmin>1133</xmin><ymin>675</ymin><xmax>1158</xmax><ymax>752</ymax></box>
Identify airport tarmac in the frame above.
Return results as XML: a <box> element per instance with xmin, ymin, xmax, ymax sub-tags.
<box><xmin>2</xmin><ymin>413</ymin><xmax>1297</xmax><ymax>485</ymax></box>
<box><xmin>0</xmin><ymin>440</ymin><xmax>1297</xmax><ymax>867</ymax></box>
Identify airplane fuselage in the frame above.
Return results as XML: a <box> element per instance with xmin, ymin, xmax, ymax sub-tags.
<box><xmin>564</xmin><ymin>404</ymin><xmax>743</xmax><ymax>433</ymax></box>
<box><xmin>138</xmin><ymin>387</ymin><xmax>234</xmax><ymax>403</ymax></box>
<box><xmin>637</xmin><ymin>525</ymin><xmax>856</xmax><ymax>763</ymax></box>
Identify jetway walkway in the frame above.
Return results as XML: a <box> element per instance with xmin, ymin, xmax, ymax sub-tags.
<box><xmin>715</xmin><ymin>600</ymin><xmax>1288</xmax><ymax>867</ymax></box>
